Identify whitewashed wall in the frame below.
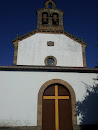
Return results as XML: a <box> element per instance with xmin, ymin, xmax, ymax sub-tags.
<box><xmin>17</xmin><ymin>33</ymin><xmax>83</xmax><ymax>67</ymax></box>
<box><xmin>0</xmin><ymin>71</ymin><xmax>97</xmax><ymax>126</ymax></box>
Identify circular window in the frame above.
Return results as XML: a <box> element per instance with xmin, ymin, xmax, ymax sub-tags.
<box><xmin>44</xmin><ymin>56</ymin><xmax>57</xmax><ymax>66</ymax></box>
<box><xmin>47</xmin><ymin>58</ymin><xmax>55</xmax><ymax>66</ymax></box>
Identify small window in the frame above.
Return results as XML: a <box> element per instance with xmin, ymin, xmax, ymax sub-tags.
<box><xmin>44</xmin><ymin>56</ymin><xmax>57</xmax><ymax>66</ymax></box>
<box><xmin>47</xmin><ymin>41</ymin><xmax>54</xmax><ymax>46</ymax></box>
<box><xmin>47</xmin><ymin>58</ymin><xmax>55</xmax><ymax>66</ymax></box>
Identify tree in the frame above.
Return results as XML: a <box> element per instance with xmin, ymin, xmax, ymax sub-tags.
<box><xmin>77</xmin><ymin>76</ymin><xmax>98</xmax><ymax>127</ymax></box>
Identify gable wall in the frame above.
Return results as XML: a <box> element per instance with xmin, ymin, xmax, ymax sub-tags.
<box><xmin>17</xmin><ymin>33</ymin><xmax>83</xmax><ymax>67</ymax></box>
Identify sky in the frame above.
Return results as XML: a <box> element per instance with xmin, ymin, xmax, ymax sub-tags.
<box><xmin>0</xmin><ymin>0</ymin><xmax>98</xmax><ymax>68</ymax></box>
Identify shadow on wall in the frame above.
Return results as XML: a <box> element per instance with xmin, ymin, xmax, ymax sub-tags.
<box><xmin>76</xmin><ymin>76</ymin><xmax>98</xmax><ymax>129</ymax></box>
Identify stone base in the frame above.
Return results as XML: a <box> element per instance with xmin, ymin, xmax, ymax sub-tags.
<box><xmin>0</xmin><ymin>125</ymin><xmax>98</xmax><ymax>130</ymax></box>
<box><xmin>0</xmin><ymin>126</ymin><xmax>41</xmax><ymax>130</ymax></box>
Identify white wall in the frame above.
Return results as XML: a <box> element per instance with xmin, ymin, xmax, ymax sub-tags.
<box><xmin>17</xmin><ymin>33</ymin><xmax>83</xmax><ymax>67</ymax></box>
<box><xmin>0</xmin><ymin>71</ymin><xmax>97</xmax><ymax>126</ymax></box>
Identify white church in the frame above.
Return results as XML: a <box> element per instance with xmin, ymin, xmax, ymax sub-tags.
<box><xmin>0</xmin><ymin>0</ymin><xmax>98</xmax><ymax>130</ymax></box>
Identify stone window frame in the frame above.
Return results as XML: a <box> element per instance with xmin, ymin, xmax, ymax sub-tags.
<box><xmin>37</xmin><ymin>79</ymin><xmax>77</xmax><ymax>130</ymax></box>
<box><xmin>44</xmin><ymin>56</ymin><xmax>57</xmax><ymax>66</ymax></box>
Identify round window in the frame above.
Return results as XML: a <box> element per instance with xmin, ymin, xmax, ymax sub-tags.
<box><xmin>47</xmin><ymin>58</ymin><xmax>55</xmax><ymax>66</ymax></box>
<box><xmin>44</xmin><ymin>56</ymin><xmax>57</xmax><ymax>66</ymax></box>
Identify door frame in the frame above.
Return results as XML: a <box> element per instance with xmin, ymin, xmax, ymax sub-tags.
<box><xmin>37</xmin><ymin>79</ymin><xmax>77</xmax><ymax>130</ymax></box>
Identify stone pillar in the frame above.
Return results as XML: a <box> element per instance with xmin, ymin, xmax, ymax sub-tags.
<box><xmin>82</xmin><ymin>44</ymin><xmax>87</xmax><ymax>67</ymax></box>
<box><xmin>13</xmin><ymin>41</ymin><xmax>18</xmax><ymax>65</ymax></box>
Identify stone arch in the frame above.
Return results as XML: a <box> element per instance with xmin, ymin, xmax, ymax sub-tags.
<box><xmin>37</xmin><ymin>79</ymin><xmax>77</xmax><ymax>130</ymax></box>
<box><xmin>45</xmin><ymin>0</ymin><xmax>56</xmax><ymax>9</ymax></box>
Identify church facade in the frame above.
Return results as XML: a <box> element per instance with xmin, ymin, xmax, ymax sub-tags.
<box><xmin>0</xmin><ymin>0</ymin><xmax>98</xmax><ymax>130</ymax></box>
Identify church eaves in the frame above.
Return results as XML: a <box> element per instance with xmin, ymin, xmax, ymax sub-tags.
<box><xmin>0</xmin><ymin>66</ymin><xmax>98</xmax><ymax>73</ymax></box>
<box><xmin>12</xmin><ymin>30</ymin><xmax>87</xmax><ymax>45</ymax></box>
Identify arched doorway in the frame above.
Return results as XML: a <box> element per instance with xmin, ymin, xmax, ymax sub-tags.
<box><xmin>42</xmin><ymin>84</ymin><xmax>73</xmax><ymax>130</ymax></box>
<box><xmin>37</xmin><ymin>79</ymin><xmax>77</xmax><ymax>130</ymax></box>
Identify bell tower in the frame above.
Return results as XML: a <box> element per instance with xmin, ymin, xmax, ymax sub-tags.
<box><xmin>37</xmin><ymin>0</ymin><xmax>64</xmax><ymax>31</ymax></box>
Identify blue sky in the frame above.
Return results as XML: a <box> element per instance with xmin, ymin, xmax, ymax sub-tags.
<box><xmin>0</xmin><ymin>0</ymin><xmax>98</xmax><ymax>68</ymax></box>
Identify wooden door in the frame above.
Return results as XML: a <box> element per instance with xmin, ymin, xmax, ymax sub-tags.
<box><xmin>42</xmin><ymin>84</ymin><xmax>73</xmax><ymax>130</ymax></box>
